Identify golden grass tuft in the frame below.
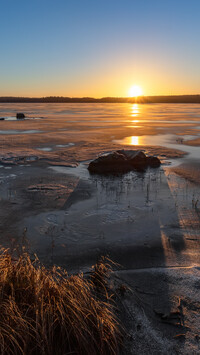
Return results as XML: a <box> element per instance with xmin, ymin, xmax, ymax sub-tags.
<box><xmin>0</xmin><ymin>249</ymin><xmax>120</xmax><ymax>355</ymax></box>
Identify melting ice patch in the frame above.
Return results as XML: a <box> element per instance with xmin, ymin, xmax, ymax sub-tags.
<box><xmin>36</xmin><ymin>147</ymin><xmax>52</xmax><ymax>152</ymax></box>
<box><xmin>56</xmin><ymin>143</ymin><xmax>75</xmax><ymax>148</ymax></box>
<box><xmin>0</xmin><ymin>130</ymin><xmax>42</xmax><ymax>134</ymax></box>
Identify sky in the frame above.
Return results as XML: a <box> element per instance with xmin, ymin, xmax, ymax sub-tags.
<box><xmin>0</xmin><ymin>0</ymin><xmax>200</xmax><ymax>97</ymax></box>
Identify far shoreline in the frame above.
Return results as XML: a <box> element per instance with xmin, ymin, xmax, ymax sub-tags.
<box><xmin>0</xmin><ymin>94</ymin><xmax>200</xmax><ymax>104</ymax></box>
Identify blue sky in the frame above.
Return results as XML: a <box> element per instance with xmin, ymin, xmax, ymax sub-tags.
<box><xmin>0</xmin><ymin>0</ymin><xmax>200</xmax><ymax>97</ymax></box>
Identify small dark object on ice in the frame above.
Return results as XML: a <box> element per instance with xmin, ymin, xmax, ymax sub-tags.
<box><xmin>16</xmin><ymin>113</ymin><xmax>25</xmax><ymax>119</ymax></box>
<box><xmin>88</xmin><ymin>149</ymin><xmax>161</xmax><ymax>174</ymax></box>
<box><xmin>0</xmin><ymin>117</ymin><xmax>5</xmax><ymax>120</ymax></box>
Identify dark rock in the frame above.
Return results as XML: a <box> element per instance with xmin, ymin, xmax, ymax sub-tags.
<box><xmin>146</xmin><ymin>156</ymin><xmax>161</xmax><ymax>168</ymax></box>
<box><xmin>117</xmin><ymin>149</ymin><xmax>147</xmax><ymax>168</ymax></box>
<box><xmin>16</xmin><ymin>113</ymin><xmax>25</xmax><ymax>119</ymax></box>
<box><xmin>88</xmin><ymin>150</ymin><xmax>161</xmax><ymax>174</ymax></box>
<box><xmin>88</xmin><ymin>152</ymin><xmax>129</xmax><ymax>173</ymax></box>
<box><xmin>0</xmin><ymin>117</ymin><xmax>5</xmax><ymax>120</ymax></box>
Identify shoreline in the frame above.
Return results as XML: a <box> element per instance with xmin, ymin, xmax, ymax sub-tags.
<box><xmin>0</xmin><ymin>95</ymin><xmax>200</xmax><ymax>104</ymax></box>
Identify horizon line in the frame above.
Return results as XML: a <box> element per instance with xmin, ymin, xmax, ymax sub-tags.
<box><xmin>0</xmin><ymin>94</ymin><xmax>200</xmax><ymax>99</ymax></box>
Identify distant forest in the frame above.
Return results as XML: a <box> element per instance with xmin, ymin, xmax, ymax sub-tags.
<box><xmin>0</xmin><ymin>95</ymin><xmax>200</xmax><ymax>103</ymax></box>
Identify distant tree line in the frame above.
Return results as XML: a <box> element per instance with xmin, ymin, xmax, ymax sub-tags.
<box><xmin>0</xmin><ymin>95</ymin><xmax>199</xmax><ymax>103</ymax></box>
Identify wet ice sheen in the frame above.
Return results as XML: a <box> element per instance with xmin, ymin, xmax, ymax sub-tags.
<box><xmin>0</xmin><ymin>130</ymin><xmax>42</xmax><ymax>134</ymax></box>
<box><xmin>114</xmin><ymin>133</ymin><xmax>200</xmax><ymax>160</ymax></box>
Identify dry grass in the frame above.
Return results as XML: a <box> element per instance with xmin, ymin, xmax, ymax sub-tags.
<box><xmin>0</xmin><ymin>249</ymin><xmax>120</xmax><ymax>355</ymax></box>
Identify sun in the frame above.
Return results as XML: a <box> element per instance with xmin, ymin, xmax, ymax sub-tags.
<box><xmin>128</xmin><ymin>85</ymin><xmax>143</xmax><ymax>97</ymax></box>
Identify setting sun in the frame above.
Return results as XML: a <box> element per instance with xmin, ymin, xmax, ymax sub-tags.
<box><xmin>128</xmin><ymin>85</ymin><xmax>143</xmax><ymax>97</ymax></box>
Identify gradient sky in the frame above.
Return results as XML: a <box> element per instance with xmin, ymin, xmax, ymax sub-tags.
<box><xmin>0</xmin><ymin>0</ymin><xmax>200</xmax><ymax>97</ymax></box>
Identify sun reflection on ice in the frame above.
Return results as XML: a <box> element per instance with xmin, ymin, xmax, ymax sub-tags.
<box><xmin>131</xmin><ymin>104</ymin><xmax>139</xmax><ymax>117</ymax></box>
<box><xmin>115</xmin><ymin>135</ymin><xmax>141</xmax><ymax>145</ymax></box>
<box><xmin>130</xmin><ymin>136</ymin><xmax>139</xmax><ymax>145</ymax></box>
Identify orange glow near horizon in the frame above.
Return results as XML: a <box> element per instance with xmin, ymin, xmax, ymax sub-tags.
<box><xmin>2</xmin><ymin>80</ymin><xmax>199</xmax><ymax>98</ymax></box>
<box><xmin>2</xmin><ymin>77</ymin><xmax>199</xmax><ymax>98</ymax></box>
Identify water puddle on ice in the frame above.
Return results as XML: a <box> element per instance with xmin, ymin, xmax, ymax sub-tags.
<box><xmin>0</xmin><ymin>130</ymin><xmax>42</xmax><ymax>134</ymax></box>
<box><xmin>36</xmin><ymin>143</ymin><xmax>75</xmax><ymax>152</ymax></box>
<box><xmin>114</xmin><ymin>134</ymin><xmax>200</xmax><ymax>160</ymax></box>
<box><xmin>37</xmin><ymin>147</ymin><xmax>52</xmax><ymax>152</ymax></box>
<box><xmin>0</xmin><ymin>116</ymin><xmax>43</xmax><ymax>121</ymax></box>
<box><xmin>56</xmin><ymin>143</ymin><xmax>75</xmax><ymax>148</ymax></box>
<box><xmin>49</xmin><ymin>162</ymin><xmax>89</xmax><ymax>180</ymax></box>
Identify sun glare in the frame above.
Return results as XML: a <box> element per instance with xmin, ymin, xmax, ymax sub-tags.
<box><xmin>128</xmin><ymin>85</ymin><xmax>143</xmax><ymax>97</ymax></box>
